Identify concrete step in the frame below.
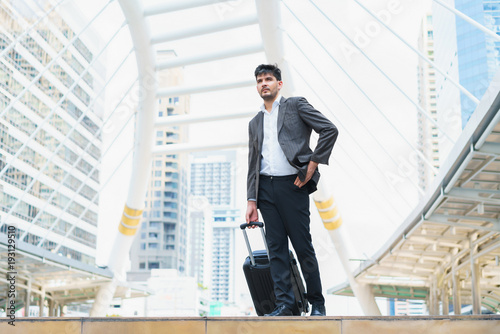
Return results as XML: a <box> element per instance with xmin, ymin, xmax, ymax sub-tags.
<box><xmin>2</xmin><ymin>315</ymin><xmax>500</xmax><ymax>334</ymax></box>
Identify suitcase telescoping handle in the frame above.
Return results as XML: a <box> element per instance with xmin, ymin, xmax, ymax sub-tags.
<box><xmin>240</xmin><ymin>221</ymin><xmax>270</xmax><ymax>265</ymax></box>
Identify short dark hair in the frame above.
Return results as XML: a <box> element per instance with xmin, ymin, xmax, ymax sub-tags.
<box><xmin>254</xmin><ymin>64</ymin><xmax>282</xmax><ymax>81</ymax></box>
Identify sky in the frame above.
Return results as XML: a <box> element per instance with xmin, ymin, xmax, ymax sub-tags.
<box><xmin>72</xmin><ymin>0</ymin><xmax>444</xmax><ymax>314</ymax></box>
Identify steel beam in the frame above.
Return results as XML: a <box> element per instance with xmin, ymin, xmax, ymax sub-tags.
<box><xmin>39</xmin><ymin>286</ymin><xmax>45</xmax><ymax>317</ymax></box>
<box><xmin>156</xmin><ymin>43</ymin><xmax>263</xmax><ymax>70</ymax></box>
<box><xmin>478</xmin><ymin>142</ymin><xmax>500</xmax><ymax>156</ymax></box>
<box><xmin>452</xmin><ymin>263</ymin><xmax>461</xmax><ymax>315</ymax></box>
<box><xmin>425</xmin><ymin>219</ymin><xmax>500</xmax><ymax>232</ymax></box>
<box><xmin>151</xmin><ymin>14</ymin><xmax>258</xmax><ymax>44</ymax></box>
<box><xmin>429</xmin><ymin>213</ymin><xmax>500</xmax><ymax>225</ymax></box>
<box><xmin>460</xmin><ymin>156</ymin><xmax>497</xmax><ymax>185</ymax></box>
<box><xmin>144</xmin><ymin>0</ymin><xmax>231</xmax><ymax>16</ymax></box>
<box><xmin>442</xmin><ymin>283</ymin><xmax>450</xmax><ymax>315</ymax></box>
<box><xmin>154</xmin><ymin>111</ymin><xmax>256</xmax><ymax>127</ymax></box>
<box><xmin>152</xmin><ymin>141</ymin><xmax>247</xmax><ymax>155</ymax></box>
<box><xmin>393</xmin><ymin>250</ymin><xmax>454</xmax><ymax>258</ymax></box>
<box><xmin>446</xmin><ymin>187</ymin><xmax>500</xmax><ymax>206</ymax></box>
<box><xmin>444</xmin><ymin>148</ymin><xmax>474</xmax><ymax>193</ymax></box>
<box><xmin>156</xmin><ymin>79</ymin><xmax>254</xmax><ymax>97</ymax></box>
<box><xmin>470</xmin><ymin>239</ymin><xmax>481</xmax><ymax>314</ymax></box>
<box><xmin>367</xmin><ymin>268</ymin><xmax>429</xmax><ymax>280</ymax></box>
<box><xmin>25</xmin><ymin>279</ymin><xmax>31</xmax><ymax>317</ymax></box>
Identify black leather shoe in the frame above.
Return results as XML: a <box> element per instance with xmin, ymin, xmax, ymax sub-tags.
<box><xmin>310</xmin><ymin>304</ymin><xmax>326</xmax><ymax>316</ymax></box>
<box><xmin>264</xmin><ymin>304</ymin><xmax>293</xmax><ymax>316</ymax></box>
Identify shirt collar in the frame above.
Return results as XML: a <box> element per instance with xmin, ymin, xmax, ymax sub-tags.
<box><xmin>260</xmin><ymin>95</ymin><xmax>282</xmax><ymax>114</ymax></box>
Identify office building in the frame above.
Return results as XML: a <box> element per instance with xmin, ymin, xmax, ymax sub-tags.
<box><xmin>190</xmin><ymin>151</ymin><xmax>236</xmax><ymax>207</ymax></box>
<box><xmin>187</xmin><ymin>195</ymin><xmax>213</xmax><ymax>315</ymax></box>
<box><xmin>0</xmin><ymin>0</ymin><xmax>105</xmax><ymax>265</ymax></box>
<box><xmin>128</xmin><ymin>50</ymin><xmax>189</xmax><ymax>282</ymax></box>
<box><xmin>433</xmin><ymin>0</ymin><xmax>500</xmax><ymax>132</ymax></box>
<box><xmin>454</xmin><ymin>0</ymin><xmax>500</xmax><ymax>126</ymax></box>
<box><xmin>211</xmin><ymin>208</ymin><xmax>239</xmax><ymax>303</ymax></box>
<box><xmin>189</xmin><ymin>151</ymin><xmax>239</xmax><ymax>304</ymax></box>
<box><xmin>416</xmin><ymin>13</ymin><xmax>440</xmax><ymax>193</ymax></box>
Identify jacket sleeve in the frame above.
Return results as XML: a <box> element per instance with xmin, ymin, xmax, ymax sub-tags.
<box><xmin>247</xmin><ymin>121</ymin><xmax>257</xmax><ymax>201</ymax></box>
<box><xmin>296</xmin><ymin>97</ymin><xmax>338</xmax><ymax>165</ymax></box>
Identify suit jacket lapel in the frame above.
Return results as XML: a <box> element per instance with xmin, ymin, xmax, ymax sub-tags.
<box><xmin>256</xmin><ymin>112</ymin><xmax>264</xmax><ymax>152</ymax></box>
<box><xmin>277</xmin><ymin>96</ymin><xmax>287</xmax><ymax>134</ymax></box>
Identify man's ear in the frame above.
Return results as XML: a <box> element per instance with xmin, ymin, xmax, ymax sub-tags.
<box><xmin>278</xmin><ymin>81</ymin><xmax>283</xmax><ymax>89</ymax></box>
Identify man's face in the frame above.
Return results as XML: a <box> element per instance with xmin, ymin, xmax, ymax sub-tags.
<box><xmin>256</xmin><ymin>72</ymin><xmax>282</xmax><ymax>101</ymax></box>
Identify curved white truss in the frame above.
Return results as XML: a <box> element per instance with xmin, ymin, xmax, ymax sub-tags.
<box><xmin>91</xmin><ymin>0</ymin><xmax>157</xmax><ymax>316</ymax></box>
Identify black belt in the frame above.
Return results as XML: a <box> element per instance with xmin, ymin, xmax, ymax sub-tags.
<box><xmin>260</xmin><ymin>174</ymin><xmax>296</xmax><ymax>180</ymax></box>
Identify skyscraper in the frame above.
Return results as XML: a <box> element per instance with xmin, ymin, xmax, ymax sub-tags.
<box><xmin>454</xmin><ymin>0</ymin><xmax>500</xmax><ymax>126</ymax></box>
<box><xmin>0</xmin><ymin>0</ymin><xmax>105</xmax><ymax>265</ymax></box>
<box><xmin>416</xmin><ymin>13</ymin><xmax>439</xmax><ymax>193</ymax></box>
<box><xmin>190</xmin><ymin>151</ymin><xmax>236</xmax><ymax>207</ymax></box>
<box><xmin>432</xmin><ymin>0</ymin><xmax>500</xmax><ymax>162</ymax></box>
<box><xmin>128</xmin><ymin>50</ymin><xmax>189</xmax><ymax>282</ymax></box>
<box><xmin>187</xmin><ymin>195</ymin><xmax>212</xmax><ymax>298</ymax></box>
<box><xmin>211</xmin><ymin>208</ymin><xmax>239</xmax><ymax>303</ymax></box>
<box><xmin>189</xmin><ymin>150</ymin><xmax>239</xmax><ymax>305</ymax></box>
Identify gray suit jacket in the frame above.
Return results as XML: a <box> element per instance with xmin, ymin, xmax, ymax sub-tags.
<box><xmin>247</xmin><ymin>96</ymin><xmax>338</xmax><ymax>204</ymax></box>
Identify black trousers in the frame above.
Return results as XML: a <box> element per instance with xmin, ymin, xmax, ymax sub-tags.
<box><xmin>258</xmin><ymin>174</ymin><xmax>325</xmax><ymax>308</ymax></box>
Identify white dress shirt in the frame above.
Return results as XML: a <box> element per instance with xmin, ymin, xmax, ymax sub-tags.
<box><xmin>260</xmin><ymin>95</ymin><xmax>298</xmax><ymax>176</ymax></box>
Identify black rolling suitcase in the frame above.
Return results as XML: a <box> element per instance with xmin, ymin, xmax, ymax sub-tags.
<box><xmin>240</xmin><ymin>221</ymin><xmax>309</xmax><ymax>316</ymax></box>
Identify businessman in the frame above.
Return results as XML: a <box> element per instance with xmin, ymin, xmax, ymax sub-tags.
<box><xmin>246</xmin><ymin>64</ymin><xmax>338</xmax><ymax>316</ymax></box>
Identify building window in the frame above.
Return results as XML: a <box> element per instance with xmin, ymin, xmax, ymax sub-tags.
<box><xmin>165</xmin><ymin>182</ymin><xmax>178</xmax><ymax>189</ymax></box>
<box><xmin>165</xmin><ymin>162</ymin><xmax>178</xmax><ymax>168</ymax></box>
<box><xmin>148</xmin><ymin>262</ymin><xmax>160</xmax><ymax>269</ymax></box>
<box><xmin>155</xmin><ymin>160</ymin><xmax>162</xmax><ymax>167</ymax></box>
<box><xmin>156</xmin><ymin>131</ymin><xmax>163</xmax><ymax>137</ymax></box>
<box><xmin>165</xmin><ymin>172</ymin><xmax>179</xmax><ymax>179</ymax></box>
<box><xmin>164</xmin><ymin>223</ymin><xmax>175</xmax><ymax>233</ymax></box>
<box><xmin>139</xmin><ymin>262</ymin><xmax>145</xmax><ymax>269</ymax></box>
<box><xmin>164</xmin><ymin>212</ymin><xmax>177</xmax><ymax>219</ymax></box>
<box><xmin>164</xmin><ymin>191</ymin><xmax>178</xmax><ymax>199</ymax></box>
<box><xmin>148</xmin><ymin>243</ymin><xmax>158</xmax><ymax>249</ymax></box>
<box><xmin>166</xmin><ymin>132</ymin><xmax>179</xmax><ymax>140</ymax></box>
<box><xmin>163</xmin><ymin>201</ymin><xmax>178</xmax><ymax>209</ymax></box>
<box><xmin>140</xmin><ymin>243</ymin><xmax>146</xmax><ymax>250</ymax></box>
